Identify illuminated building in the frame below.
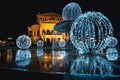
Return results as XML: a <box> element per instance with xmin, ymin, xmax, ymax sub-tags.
<box><xmin>28</xmin><ymin>12</ymin><xmax>68</xmax><ymax>45</ymax></box>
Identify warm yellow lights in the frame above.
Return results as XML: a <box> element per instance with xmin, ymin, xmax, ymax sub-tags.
<box><xmin>28</xmin><ymin>12</ymin><xmax>63</xmax><ymax>44</ymax></box>
<box><xmin>8</xmin><ymin>37</ymin><xmax>13</xmax><ymax>40</ymax></box>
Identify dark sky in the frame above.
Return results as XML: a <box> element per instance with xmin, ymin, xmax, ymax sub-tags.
<box><xmin>0</xmin><ymin>0</ymin><xmax>119</xmax><ymax>39</ymax></box>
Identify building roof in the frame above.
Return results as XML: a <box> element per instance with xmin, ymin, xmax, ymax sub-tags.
<box><xmin>37</xmin><ymin>12</ymin><xmax>61</xmax><ymax>17</ymax></box>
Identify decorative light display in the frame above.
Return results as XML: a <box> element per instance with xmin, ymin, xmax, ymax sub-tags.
<box><xmin>70</xmin><ymin>11</ymin><xmax>113</xmax><ymax>54</ymax></box>
<box><xmin>15</xmin><ymin>50</ymin><xmax>31</xmax><ymax>67</ymax></box>
<box><xmin>58</xmin><ymin>39</ymin><xmax>66</xmax><ymax>48</ymax></box>
<box><xmin>105</xmin><ymin>36</ymin><xmax>118</xmax><ymax>47</ymax></box>
<box><xmin>36</xmin><ymin>48</ymin><xmax>43</xmax><ymax>57</ymax></box>
<box><xmin>16</xmin><ymin>35</ymin><xmax>32</xmax><ymax>49</ymax></box>
<box><xmin>71</xmin><ymin>56</ymin><xmax>113</xmax><ymax>75</ymax></box>
<box><xmin>53</xmin><ymin>2</ymin><xmax>82</xmax><ymax>50</ymax></box>
<box><xmin>62</xmin><ymin>2</ymin><xmax>82</xmax><ymax>20</ymax></box>
<box><xmin>106</xmin><ymin>48</ymin><xmax>119</xmax><ymax>61</ymax></box>
<box><xmin>54</xmin><ymin>2</ymin><xmax>82</xmax><ymax>32</ymax></box>
<box><xmin>36</xmin><ymin>40</ymin><xmax>44</xmax><ymax>48</ymax></box>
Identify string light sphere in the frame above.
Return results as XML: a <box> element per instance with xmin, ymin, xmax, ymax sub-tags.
<box><xmin>62</xmin><ymin>2</ymin><xmax>82</xmax><ymax>20</ymax></box>
<box><xmin>16</xmin><ymin>35</ymin><xmax>32</xmax><ymax>49</ymax></box>
<box><xmin>36</xmin><ymin>40</ymin><xmax>44</xmax><ymax>48</ymax></box>
<box><xmin>70</xmin><ymin>11</ymin><xmax>113</xmax><ymax>54</ymax></box>
<box><xmin>58</xmin><ymin>39</ymin><xmax>66</xmax><ymax>48</ymax></box>
<box><xmin>106</xmin><ymin>48</ymin><xmax>119</xmax><ymax>61</ymax></box>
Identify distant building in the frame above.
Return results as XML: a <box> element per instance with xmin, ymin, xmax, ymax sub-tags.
<box><xmin>28</xmin><ymin>12</ymin><xmax>69</xmax><ymax>45</ymax></box>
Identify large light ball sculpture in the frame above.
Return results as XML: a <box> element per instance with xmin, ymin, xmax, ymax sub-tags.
<box><xmin>70</xmin><ymin>11</ymin><xmax>113</xmax><ymax>54</ymax></box>
<box><xmin>106</xmin><ymin>48</ymin><xmax>119</xmax><ymax>61</ymax></box>
<box><xmin>62</xmin><ymin>2</ymin><xmax>82</xmax><ymax>20</ymax></box>
<box><xmin>58</xmin><ymin>39</ymin><xmax>66</xmax><ymax>48</ymax></box>
<box><xmin>105</xmin><ymin>36</ymin><xmax>118</xmax><ymax>47</ymax></box>
<box><xmin>16</xmin><ymin>35</ymin><xmax>32</xmax><ymax>49</ymax></box>
<box><xmin>54</xmin><ymin>2</ymin><xmax>82</xmax><ymax>32</ymax></box>
<box><xmin>36</xmin><ymin>40</ymin><xmax>44</xmax><ymax>48</ymax></box>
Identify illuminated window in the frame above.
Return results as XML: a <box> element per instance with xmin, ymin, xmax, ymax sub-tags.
<box><xmin>37</xmin><ymin>30</ymin><xmax>39</xmax><ymax>36</ymax></box>
<box><xmin>42</xmin><ymin>30</ymin><xmax>45</xmax><ymax>35</ymax></box>
<box><xmin>29</xmin><ymin>31</ymin><xmax>32</xmax><ymax>37</ymax></box>
<box><xmin>51</xmin><ymin>17</ymin><xmax>55</xmax><ymax>20</ymax></box>
<box><xmin>34</xmin><ymin>31</ymin><xmax>36</xmax><ymax>36</ymax></box>
<box><xmin>47</xmin><ymin>30</ymin><xmax>50</xmax><ymax>35</ymax></box>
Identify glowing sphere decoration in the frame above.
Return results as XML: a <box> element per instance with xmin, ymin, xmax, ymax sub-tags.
<box><xmin>15</xmin><ymin>50</ymin><xmax>31</xmax><ymax>67</ymax></box>
<box><xmin>16</xmin><ymin>35</ymin><xmax>32</xmax><ymax>49</ymax></box>
<box><xmin>70</xmin><ymin>11</ymin><xmax>113</xmax><ymax>54</ymax></box>
<box><xmin>62</xmin><ymin>2</ymin><xmax>82</xmax><ymax>20</ymax></box>
<box><xmin>54</xmin><ymin>2</ymin><xmax>82</xmax><ymax>33</ymax></box>
<box><xmin>58</xmin><ymin>39</ymin><xmax>66</xmax><ymax>48</ymax></box>
<box><xmin>106</xmin><ymin>48</ymin><xmax>119</xmax><ymax>61</ymax></box>
<box><xmin>105</xmin><ymin>36</ymin><xmax>118</xmax><ymax>47</ymax></box>
<box><xmin>71</xmin><ymin>56</ymin><xmax>113</xmax><ymax>75</ymax></box>
<box><xmin>36</xmin><ymin>40</ymin><xmax>44</xmax><ymax>48</ymax></box>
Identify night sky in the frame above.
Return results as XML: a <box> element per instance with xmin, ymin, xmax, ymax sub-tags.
<box><xmin>0</xmin><ymin>0</ymin><xmax>119</xmax><ymax>40</ymax></box>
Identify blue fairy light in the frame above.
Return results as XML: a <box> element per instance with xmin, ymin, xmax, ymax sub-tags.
<box><xmin>58</xmin><ymin>39</ymin><xmax>66</xmax><ymax>48</ymax></box>
<box><xmin>106</xmin><ymin>48</ymin><xmax>119</xmax><ymax>61</ymax></box>
<box><xmin>16</xmin><ymin>35</ymin><xmax>32</xmax><ymax>49</ymax></box>
<box><xmin>70</xmin><ymin>11</ymin><xmax>113</xmax><ymax>54</ymax></box>
<box><xmin>105</xmin><ymin>36</ymin><xmax>118</xmax><ymax>47</ymax></box>
<box><xmin>36</xmin><ymin>40</ymin><xmax>44</xmax><ymax>48</ymax></box>
<box><xmin>15</xmin><ymin>50</ymin><xmax>31</xmax><ymax>67</ymax></box>
<box><xmin>62</xmin><ymin>2</ymin><xmax>82</xmax><ymax>20</ymax></box>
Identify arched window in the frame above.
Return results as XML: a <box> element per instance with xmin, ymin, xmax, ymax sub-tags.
<box><xmin>47</xmin><ymin>30</ymin><xmax>50</xmax><ymax>35</ymax></box>
<box><xmin>42</xmin><ymin>30</ymin><xmax>45</xmax><ymax>35</ymax></box>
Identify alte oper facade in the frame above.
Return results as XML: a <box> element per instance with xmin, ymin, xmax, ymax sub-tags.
<box><xmin>27</xmin><ymin>12</ymin><xmax>69</xmax><ymax>45</ymax></box>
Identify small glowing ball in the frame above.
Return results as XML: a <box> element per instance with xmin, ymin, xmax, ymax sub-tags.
<box><xmin>105</xmin><ymin>36</ymin><xmax>118</xmax><ymax>47</ymax></box>
<box><xmin>106</xmin><ymin>48</ymin><xmax>119</xmax><ymax>61</ymax></box>
<box><xmin>36</xmin><ymin>40</ymin><xmax>44</xmax><ymax>48</ymax></box>
<box><xmin>62</xmin><ymin>2</ymin><xmax>82</xmax><ymax>20</ymax></box>
<box><xmin>15</xmin><ymin>50</ymin><xmax>31</xmax><ymax>67</ymax></box>
<box><xmin>16</xmin><ymin>35</ymin><xmax>32</xmax><ymax>49</ymax></box>
<box><xmin>70</xmin><ymin>11</ymin><xmax>113</xmax><ymax>54</ymax></box>
<box><xmin>58</xmin><ymin>39</ymin><xmax>66</xmax><ymax>48</ymax></box>
<box><xmin>36</xmin><ymin>48</ymin><xmax>43</xmax><ymax>57</ymax></box>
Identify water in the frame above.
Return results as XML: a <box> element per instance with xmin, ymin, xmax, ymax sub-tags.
<box><xmin>0</xmin><ymin>48</ymin><xmax>120</xmax><ymax>80</ymax></box>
